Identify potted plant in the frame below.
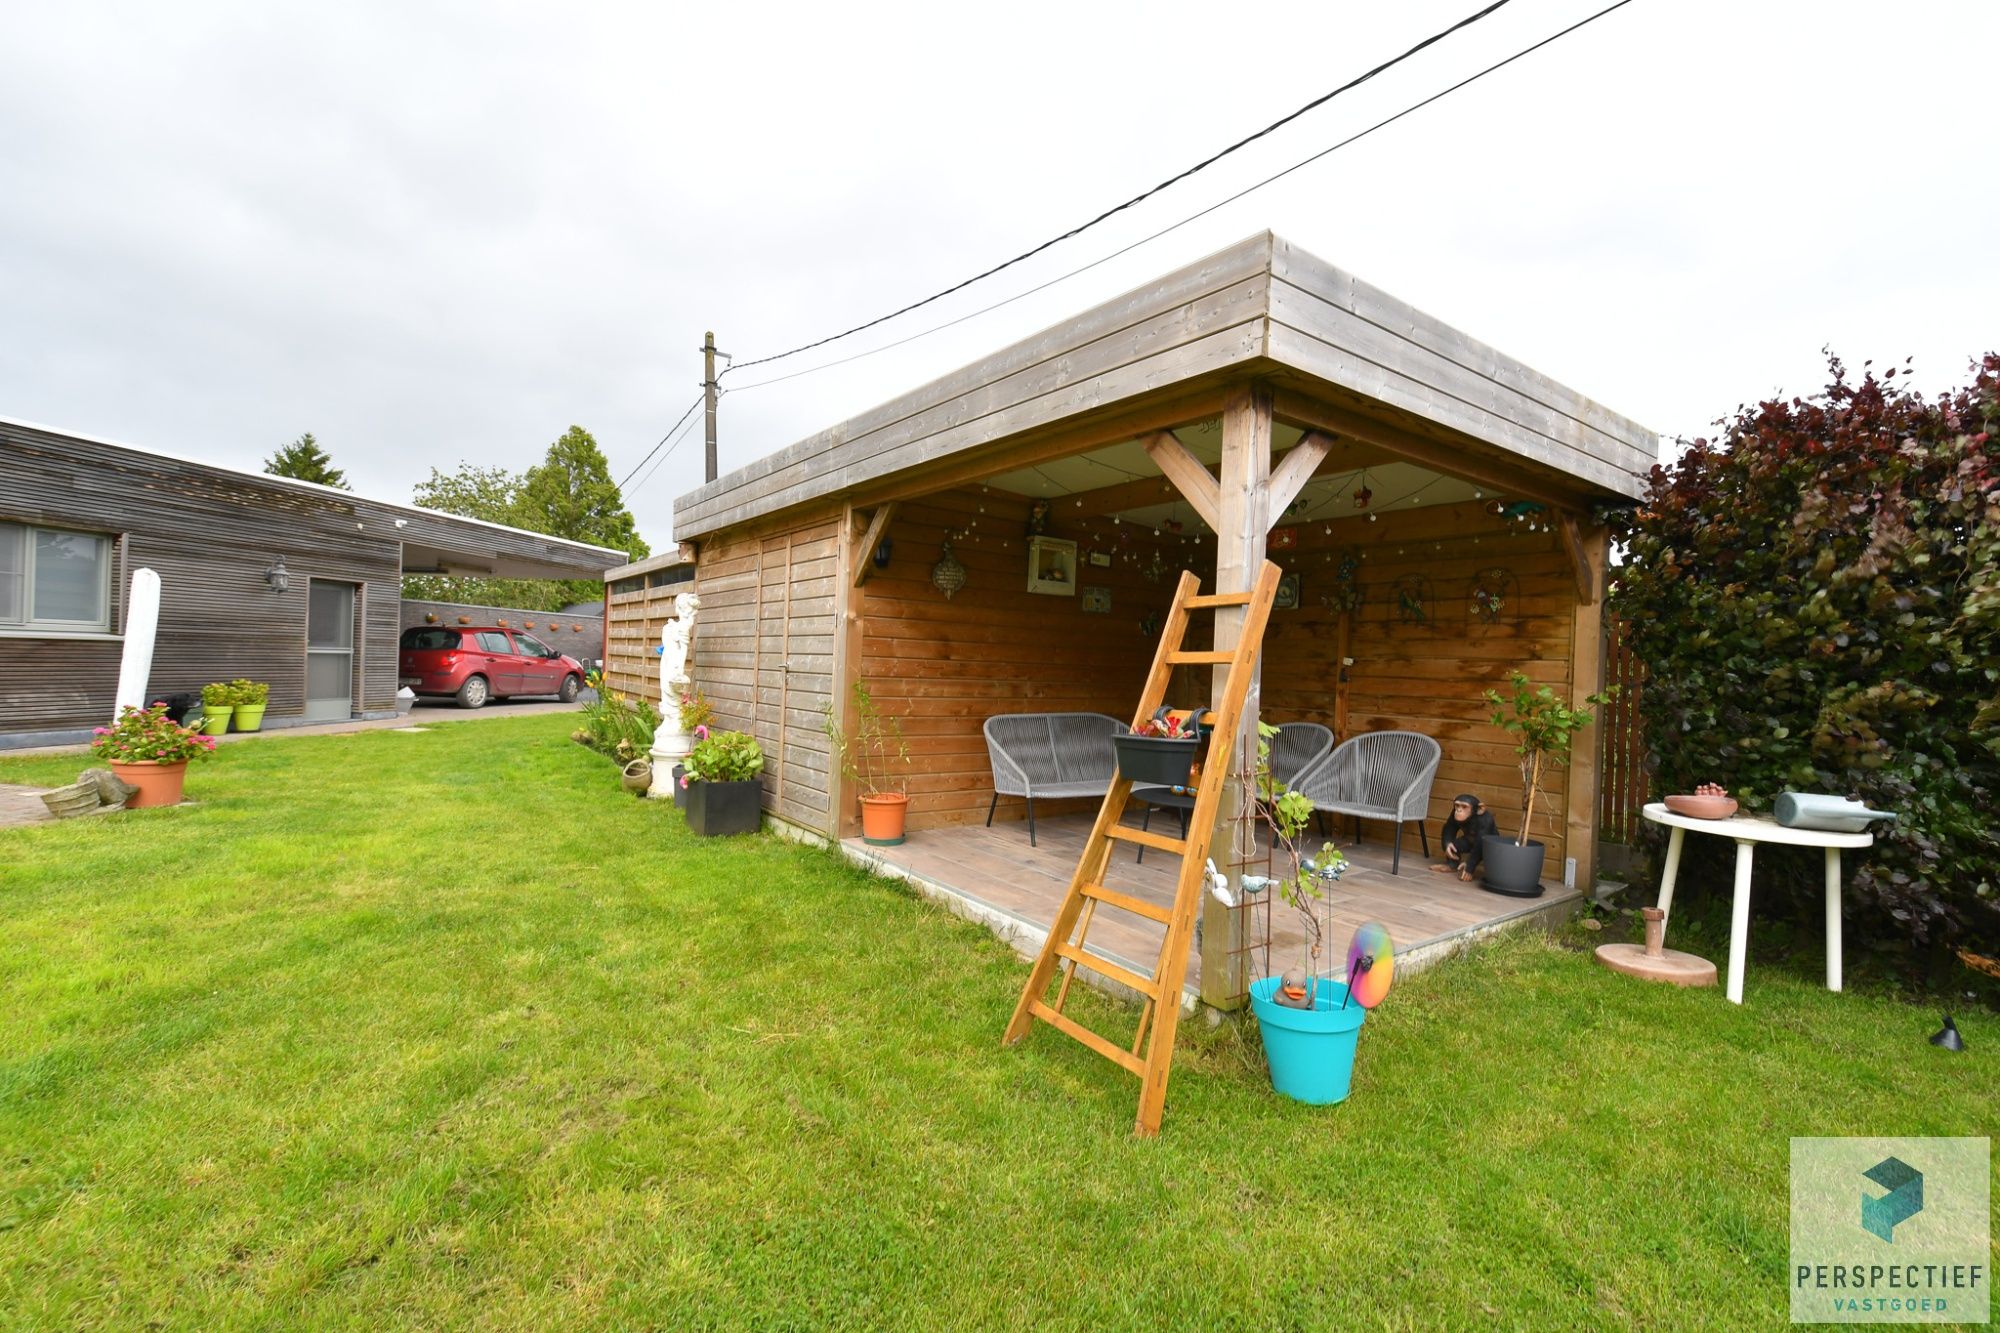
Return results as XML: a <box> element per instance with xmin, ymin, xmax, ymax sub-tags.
<box><xmin>678</xmin><ymin>728</ymin><xmax>765</xmax><ymax>836</ymax></box>
<box><xmin>671</xmin><ymin>688</ymin><xmax>717</xmax><ymax>805</ymax></box>
<box><xmin>823</xmin><ymin>680</ymin><xmax>912</xmax><ymax>845</ymax></box>
<box><xmin>1480</xmin><ymin>672</ymin><xmax>1615</xmax><ymax>897</ymax></box>
<box><xmin>1244</xmin><ymin>723</ymin><xmax>1365</xmax><ymax>1105</ymax></box>
<box><xmin>89</xmin><ymin>704</ymin><xmax>217</xmax><ymax>807</ymax></box>
<box><xmin>231</xmin><ymin>679</ymin><xmax>269</xmax><ymax>732</ymax></box>
<box><xmin>1112</xmin><ymin>706</ymin><xmax>1208</xmax><ymax>787</ymax></box>
<box><xmin>199</xmin><ymin>682</ymin><xmax>234</xmax><ymax>736</ymax></box>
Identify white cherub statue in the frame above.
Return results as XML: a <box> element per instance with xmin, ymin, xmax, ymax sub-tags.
<box><xmin>648</xmin><ymin>592</ymin><xmax>702</xmax><ymax>797</ymax></box>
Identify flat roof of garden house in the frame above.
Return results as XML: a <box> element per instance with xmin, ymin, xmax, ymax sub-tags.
<box><xmin>673</xmin><ymin>232</ymin><xmax>1660</xmax><ymax>540</ymax></box>
<box><xmin>603</xmin><ymin>543</ymin><xmax>698</xmax><ymax>581</ymax></box>
<box><xmin>2</xmin><ymin>416</ymin><xmax>626</xmax><ymax>580</ymax></box>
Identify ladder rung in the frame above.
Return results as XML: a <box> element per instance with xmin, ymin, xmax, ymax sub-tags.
<box><xmin>1055</xmin><ymin>943</ymin><xmax>1159</xmax><ymax>999</ymax></box>
<box><xmin>1029</xmin><ymin>1000</ymin><xmax>1145</xmax><ymax>1075</ymax></box>
<box><xmin>1165</xmin><ymin>650</ymin><xmax>1234</xmax><ymax>665</ymax></box>
<box><xmin>1103</xmin><ymin>825</ymin><xmax>1189</xmax><ymax>859</ymax></box>
<box><xmin>1080</xmin><ymin>879</ymin><xmax>1174</xmax><ymax>923</ymax></box>
<box><xmin>1185</xmin><ymin>591</ymin><xmax>1252</xmax><ymax>608</ymax></box>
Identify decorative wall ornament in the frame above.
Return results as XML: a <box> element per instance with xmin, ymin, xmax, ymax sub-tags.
<box><xmin>1139</xmin><ymin>610</ymin><xmax>1161</xmax><ymax>639</ymax></box>
<box><xmin>1394</xmin><ymin>575</ymin><xmax>1433</xmax><ymax>624</ymax></box>
<box><xmin>1081</xmin><ymin>585</ymin><xmax>1112</xmax><ymax>614</ymax></box>
<box><xmin>1470</xmin><ymin>568</ymin><xmax>1515</xmax><ymax>624</ymax></box>
<box><xmin>1269</xmin><ymin>526</ymin><xmax>1297</xmax><ymax>550</ymax></box>
<box><xmin>1323</xmin><ymin>548</ymin><xmax>1363</xmax><ymax>613</ymax></box>
<box><xmin>1026</xmin><ymin>536</ymin><xmax>1077</xmax><ymax>594</ymax></box>
<box><xmin>1026</xmin><ymin>499</ymin><xmax>1051</xmax><ymax>537</ymax></box>
<box><xmin>931</xmin><ymin>539</ymin><xmax>968</xmax><ymax>600</ymax></box>
<box><xmin>1274</xmin><ymin>572</ymin><xmax>1302</xmax><ymax>611</ymax></box>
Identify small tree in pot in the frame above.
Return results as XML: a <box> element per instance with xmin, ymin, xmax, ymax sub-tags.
<box><xmin>678</xmin><ymin>728</ymin><xmax>765</xmax><ymax>836</ymax></box>
<box><xmin>1480</xmin><ymin>672</ymin><xmax>1614</xmax><ymax>897</ymax></box>
<box><xmin>823</xmin><ymin>681</ymin><xmax>912</xmax><ymax>845</ymax></box>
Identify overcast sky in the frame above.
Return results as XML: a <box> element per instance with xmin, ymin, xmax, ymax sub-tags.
<box><xmin>4</xmin><ymin>1</ymin><xmax>1994</xmax><ymax>547</ymax></box>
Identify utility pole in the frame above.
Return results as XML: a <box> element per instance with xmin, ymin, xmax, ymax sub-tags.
<box><xmin>702</xmin><ymin>331</ymin><xmax>720</xmax><ymax>484</ymax></box>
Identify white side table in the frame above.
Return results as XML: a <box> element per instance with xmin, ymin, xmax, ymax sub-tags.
<box><xmin>1641</xmin><ymin>802</ymin><xmax>1873</xmax><ymax>1005</ymax></box>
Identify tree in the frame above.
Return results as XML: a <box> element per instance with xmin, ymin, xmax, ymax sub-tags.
<box><xmin>1611</xmin><ymin>352</ymin><xmax>2000</xmax><ymax>964</ymax></box>
<box><xmin>265</xmin><ymin>433</ymin><xmax>348</xmax><ymax>489</ymax></box>
<box><xmin>400</xmin><ymin>426</ymin><xmax>650</xmax><ymax>610</ymax></box>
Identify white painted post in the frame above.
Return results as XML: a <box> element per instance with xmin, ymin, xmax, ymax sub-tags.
<box><xmin>111</xmin><ymin>567</ymin><xmax>161</xmax><ymax>720</ymax></box>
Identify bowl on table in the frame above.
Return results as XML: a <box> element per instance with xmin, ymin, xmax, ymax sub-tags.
<box><xmin>1664</xmin><ymin>793</ymin><xmax>1739</xmax><ymax>820</ymax></box>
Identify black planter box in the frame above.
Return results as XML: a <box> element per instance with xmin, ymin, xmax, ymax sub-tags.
<box><xmin>1112</xmin><ymin>734</ymin><xmax>1199</xmax><ymax>787</ymax></box>
<box><xmin>684</xmin><ymin>778</ymin><xmax>762</xmax><ymax>836</ymax></box>
<box><xmin>1480</xmin><ymin>834</ymin><xmax>1546</xmax><ymax>898</ymax></box>
<box><xmin>671</xmin><ymin>764</ymin><xmax>686</xmax><ymax>808</ymax></box>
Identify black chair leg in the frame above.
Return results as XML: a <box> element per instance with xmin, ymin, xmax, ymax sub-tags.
<box><xmin>1353</xmin><ymin>814</ymin><xmax>1363</xmax><ymax>843</ymax></box>
<box><xmin>1392</xmin><ymin>821</ymin><xmax>1403</xmax><ymax>875</ymax></box>
<box><xmin>1418</xmin><ymin>822</ymin><xmax>1430</xmax><ymax>856</ymax></box>
<box><xmin>1027</xmin><ymin>798</ymin><xmax>1037</xmax><ymax>848</ymax></box>
<box><xmin>986</xmin><ymin>791</ymin><xmax>999</xmax><ymax>828</ymax></box>
<box><xmin>1138</xmin><ymin>803</ymin><xmax>1152</xmax><ymax>864</ymax></box>
<box><xmin>1315</xmin><ymin>811</ymin><xmax>1327</xmax><ymax>838</ymax></box>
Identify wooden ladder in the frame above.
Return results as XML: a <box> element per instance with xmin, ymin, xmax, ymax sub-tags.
<box><xmin>1001</xmin><ymin>559</ymin><xmax>1284</xmax><ymax>1136</ymax></box>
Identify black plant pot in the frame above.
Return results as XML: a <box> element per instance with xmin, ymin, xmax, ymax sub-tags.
<box><xmin>1480</xmin><ymin>835</ymin><xmax>1546</xmax><ymax>898</ymax></box>
<box><xmin>684</xmin><ymin>778</ymin><xmax>762</xmax><ymax>836</ymax></box>
<box><xmin>1112</xmin><ymin>734</ymin><xmax>1199</xmax><ymax>787</ymax></box>
<box><xmin>671</xmin><ymin>764</ymin><xmax>686</xmax><ymax>808</ymax></box>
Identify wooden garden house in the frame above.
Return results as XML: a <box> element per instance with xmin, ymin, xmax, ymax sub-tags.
<box><xmin>670</xmin><ymin>233</ymin><xmax>1657</xmax><ymax>1001</ymax></box>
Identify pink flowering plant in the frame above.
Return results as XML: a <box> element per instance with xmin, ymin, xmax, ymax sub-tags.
<box><xmin>90</xmin><ymin>704</ymin><xmax>219</xmax><ymax>765</ymax></box>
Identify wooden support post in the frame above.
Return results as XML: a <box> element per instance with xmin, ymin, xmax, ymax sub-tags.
<box><xmin>1200</xmin><ymin>384</ymin><xmax>1272</xmax><ymax>1011</ymax></box>
<box><xmin>1266</xmin><ymin>430</ymin><xmax>1334</xmax><ymax>523</ymax></box>
<box><xmin>1144</xmin><ymin>431</ymin><xmax>1223</xmax><ymax>531</ymax></box>
<box><xmin>1564</xmin><ymin>525</ymin><xmax>1610</xmax><ymax>896</ymax></box>
<box><xmin>830</xmin><ymin>503</ymin><xmax>868</xmax><ymax>838</ymax></box>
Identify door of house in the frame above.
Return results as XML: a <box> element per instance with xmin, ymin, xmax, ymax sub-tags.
<box><xmin>304</xmin><ymin>580</ymin><xmax>357</xmax><ymax>722</ymax></box>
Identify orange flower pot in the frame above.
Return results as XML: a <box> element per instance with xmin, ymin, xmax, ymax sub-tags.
<box><xmin>107</xmin><ymin>760</ymin><xmax>189</xmax><ymax>808</ymax></box>
<box><xmin>860</xmin><ymin>792</ymin><xmax>909</xmax><ymax>846</ymax></box>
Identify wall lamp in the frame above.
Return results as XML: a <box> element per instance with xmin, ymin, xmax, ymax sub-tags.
<box><xmin>873</xmin><ymin>537</ymin><xmax>894</xmax><ymax>569</ymax></box>
<box><xmin>265</xmin><ymin>556</ymin><xmax>290</xmax><ymax>593</ymax></box>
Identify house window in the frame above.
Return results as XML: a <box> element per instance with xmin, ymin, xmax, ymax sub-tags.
<box><xmin>0</xmin><ymin>521</ymin><xmax>114</xmax><ymax>634</ymax></box>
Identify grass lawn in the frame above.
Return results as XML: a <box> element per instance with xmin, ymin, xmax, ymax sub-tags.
<box><xmin>1</xmin><ymin>715</ymin><xmax>1992</xmax><ymax>1330</ymax></box>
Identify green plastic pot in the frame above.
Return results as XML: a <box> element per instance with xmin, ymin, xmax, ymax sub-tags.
<box><xmin>233</xmin><ymin>703</ymin><xmax>267</xmax><ymax>732</ymax></box>
<box><xmin>201</xmin><ymin>706</ymin><xmax>233</xmax><ymax>736</ymax></box>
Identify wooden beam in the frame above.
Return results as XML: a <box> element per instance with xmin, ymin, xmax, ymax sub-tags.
<box><xmin>850</xmin><ymin>502</ymin><xmax>897</xmax><ymax>587</ymax></box>
<box><xmin>1063</xmin><ymin>470</ymin><xmax>1187</xmax><ymax>520</ymax></box>
<box><xmin>1272</xmin><ymin>388</ymin><xmax>1592</xmax><ymax>514</ymax></box>
<box><xmin>1266</xmin><ymin>429</ymin><xmax>1334</xmax><ymax>526</ymax></box>
<box><xmin>1145</xmin><ymin>430</ymin><xmax>1222</xmax><ymax>531</ymax></box>
<box><xmin>1559</xmin><ymin>514</ymin><xmax>1595</xmax><ymax>605</ymax></box>
<box><xmin>831</xmin><ymin>504</ymin><xmax>864</xmax><ymax>839</ymax></box>
<box><xmin>1564</xmin><ymin>526</ymin><xmax>1611</xmax><ymax>895</ymax></box>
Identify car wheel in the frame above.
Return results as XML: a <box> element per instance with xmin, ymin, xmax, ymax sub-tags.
<box><xmin>456</xmin><ymin>674</ymin><xmax>490</xmax><ymax>709</ymax></box>
<box><xmin>559</xmin><ymin>673</ymin><xmax>582</xmax><ymax>703</ymax></box>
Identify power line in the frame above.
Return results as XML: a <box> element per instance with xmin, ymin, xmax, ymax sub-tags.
<box><xmin>725</xmin><ymin>0</ymin><xmax>1642</xmax><ymax>398</ymax></box>
<box><xmin>718</xmin><ymin>0</ymin><xmax>1517</xmax><ymax>381</ymax></box>
<box><xmin>626</xmin><ymin>393</ymin><xmax>714</xmax><ymax>498</ymax></box>
<box><xmin>617</xmin><ymin>394</ymin><xmax>704</xmax><ymax>491</ymax></box>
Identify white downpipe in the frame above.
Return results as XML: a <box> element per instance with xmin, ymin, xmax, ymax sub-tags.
<box><xmin>111</xmin><ymin>567</ymin><xmax>162</xmax><ymax>720</ymax></box>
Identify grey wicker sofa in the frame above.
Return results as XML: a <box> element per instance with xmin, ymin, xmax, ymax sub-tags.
<box><xmin>1288</xmin><ymin>730</ymin><xmax>1442</xmax><ymax>874</ymax></box>
<box><xmin>983</xmin><ymin>712</ymin><xmax>1123</xmax><ymax>846</ymax></box>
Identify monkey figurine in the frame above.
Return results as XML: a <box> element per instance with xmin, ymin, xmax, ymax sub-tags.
<box><xmin>1431</xmin><ymin>793</ymin><xmax>1498</xmax><ymax>883</ymax></box>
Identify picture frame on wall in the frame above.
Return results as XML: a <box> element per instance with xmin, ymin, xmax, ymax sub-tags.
<box><xmin>1026</xmin><ymin>536</ymin><xmax>1078</xmax><ymax>595</ymax></box>
<box><xmin>1274</xmin><ymin>572</ymin><xmax>1302</xmax><ymax>610</ymax></box>
<box><xmin>1080</xmin><ymin>585</ymin><xmax>1111</xmax><ymax>614</ymax></box>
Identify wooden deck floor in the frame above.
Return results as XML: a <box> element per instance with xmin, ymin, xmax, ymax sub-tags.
<box><xmin>841</xmin><ymin>811</ymin><xmax>1580</xmax><ymax>1003</ymax></box>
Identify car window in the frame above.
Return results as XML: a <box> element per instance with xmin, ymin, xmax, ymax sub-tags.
<box><xmin>475</xmin><ymin>632</ymin><xmax>512</xmax><ymax>654</ymax></box>
<box><xmin>512</xmin><ymin>631</ymin><xmax>553</xmax><ymax>658</ymax></box>
<box><xmin>400</xmin><ymin>627</ymin><xmax>460</xmax><ymax>651</ymax></box>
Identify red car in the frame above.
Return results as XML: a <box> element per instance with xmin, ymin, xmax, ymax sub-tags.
<box><xmin>399</xmin><ymin>625</ymin><xmax>586</xmax><ymax>709</ymax></box>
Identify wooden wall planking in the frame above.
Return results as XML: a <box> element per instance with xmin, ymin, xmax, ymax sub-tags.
<box><xmin>857</xmin><ymin>487</ymin><xmax>1198</xmax><ymax>830</ymax></box>
<box><xmin>1260</xmin><ymin>500</ymin><xmax>1584</xmax><ymax>880</ymax></box>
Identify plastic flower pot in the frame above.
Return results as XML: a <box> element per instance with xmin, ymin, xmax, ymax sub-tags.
<box><xmin>1479</xmin><ymin>835</ymin><xmax>1546</xmax><ymax>898</ymax></box>
<box><xmin>1112</xmin><ymin>734</ymin><xmax>1199</xmax><ymax>787</ymax></box>
<box><xmin>107</xmin><ymin>760</ymin><xmax>189</xmax><ymax>809</ymax></box>
<box><xmin>1249</xmin><ymin>976</ymin><xmax>1366</xmax><ymax>1105</ymax></box>
<box><xmin>200</xmin><ymin>706</ymin><xmax>233</xmax><ymax>736</ymax></box>
<box><xmin>683</xmin><ymin>778</ymin><xmax>761</xmax><ymax>836</ymax></box>
<box><xmin>232</xmin><ymin>703</ymin><xmax>267</xmax><ymax>732</ymax></box>
<box><xmin>860</xmin><ymin>792</ymin><xmax>910</xmax><ymax>845</ymax></box>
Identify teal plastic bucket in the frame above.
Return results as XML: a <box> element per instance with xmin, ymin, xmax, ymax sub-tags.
<box><xmin>1249</xmin><ymin>976</ymin><xmax>1366</xmax><ymax>1105</ymax></box>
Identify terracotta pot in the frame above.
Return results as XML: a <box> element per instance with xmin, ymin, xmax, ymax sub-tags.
<box><xmin>860</xmin><ymin>792</ymin><xmax>910</xmax><ymax>846</ymax></box>
<box><xmin>108</xmin><ymin>760</ymin><xmax>189</xmax><ymax>808</ymax></box>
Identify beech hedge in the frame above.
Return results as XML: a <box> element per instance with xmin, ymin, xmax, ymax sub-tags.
<box><xmin>1611</xmin><ymin>354</ymin><xmax>2000</xmax><ymax>958</ymax></box>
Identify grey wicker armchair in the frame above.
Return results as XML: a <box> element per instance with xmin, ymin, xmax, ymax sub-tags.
<box><xmin>983</xmin><ymin>712</ymin><xmax>1122</xmax><ymax>846</ymax></box>
<box><xmin>1268</xmin><ymin>721</ymin><xmax>1333</xmax><ymax>787</ymax></box>
<box><xmin>1288</xmin><ymin>730</ymin><xmax>1442</xmax><ymax>874</ymax></box>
